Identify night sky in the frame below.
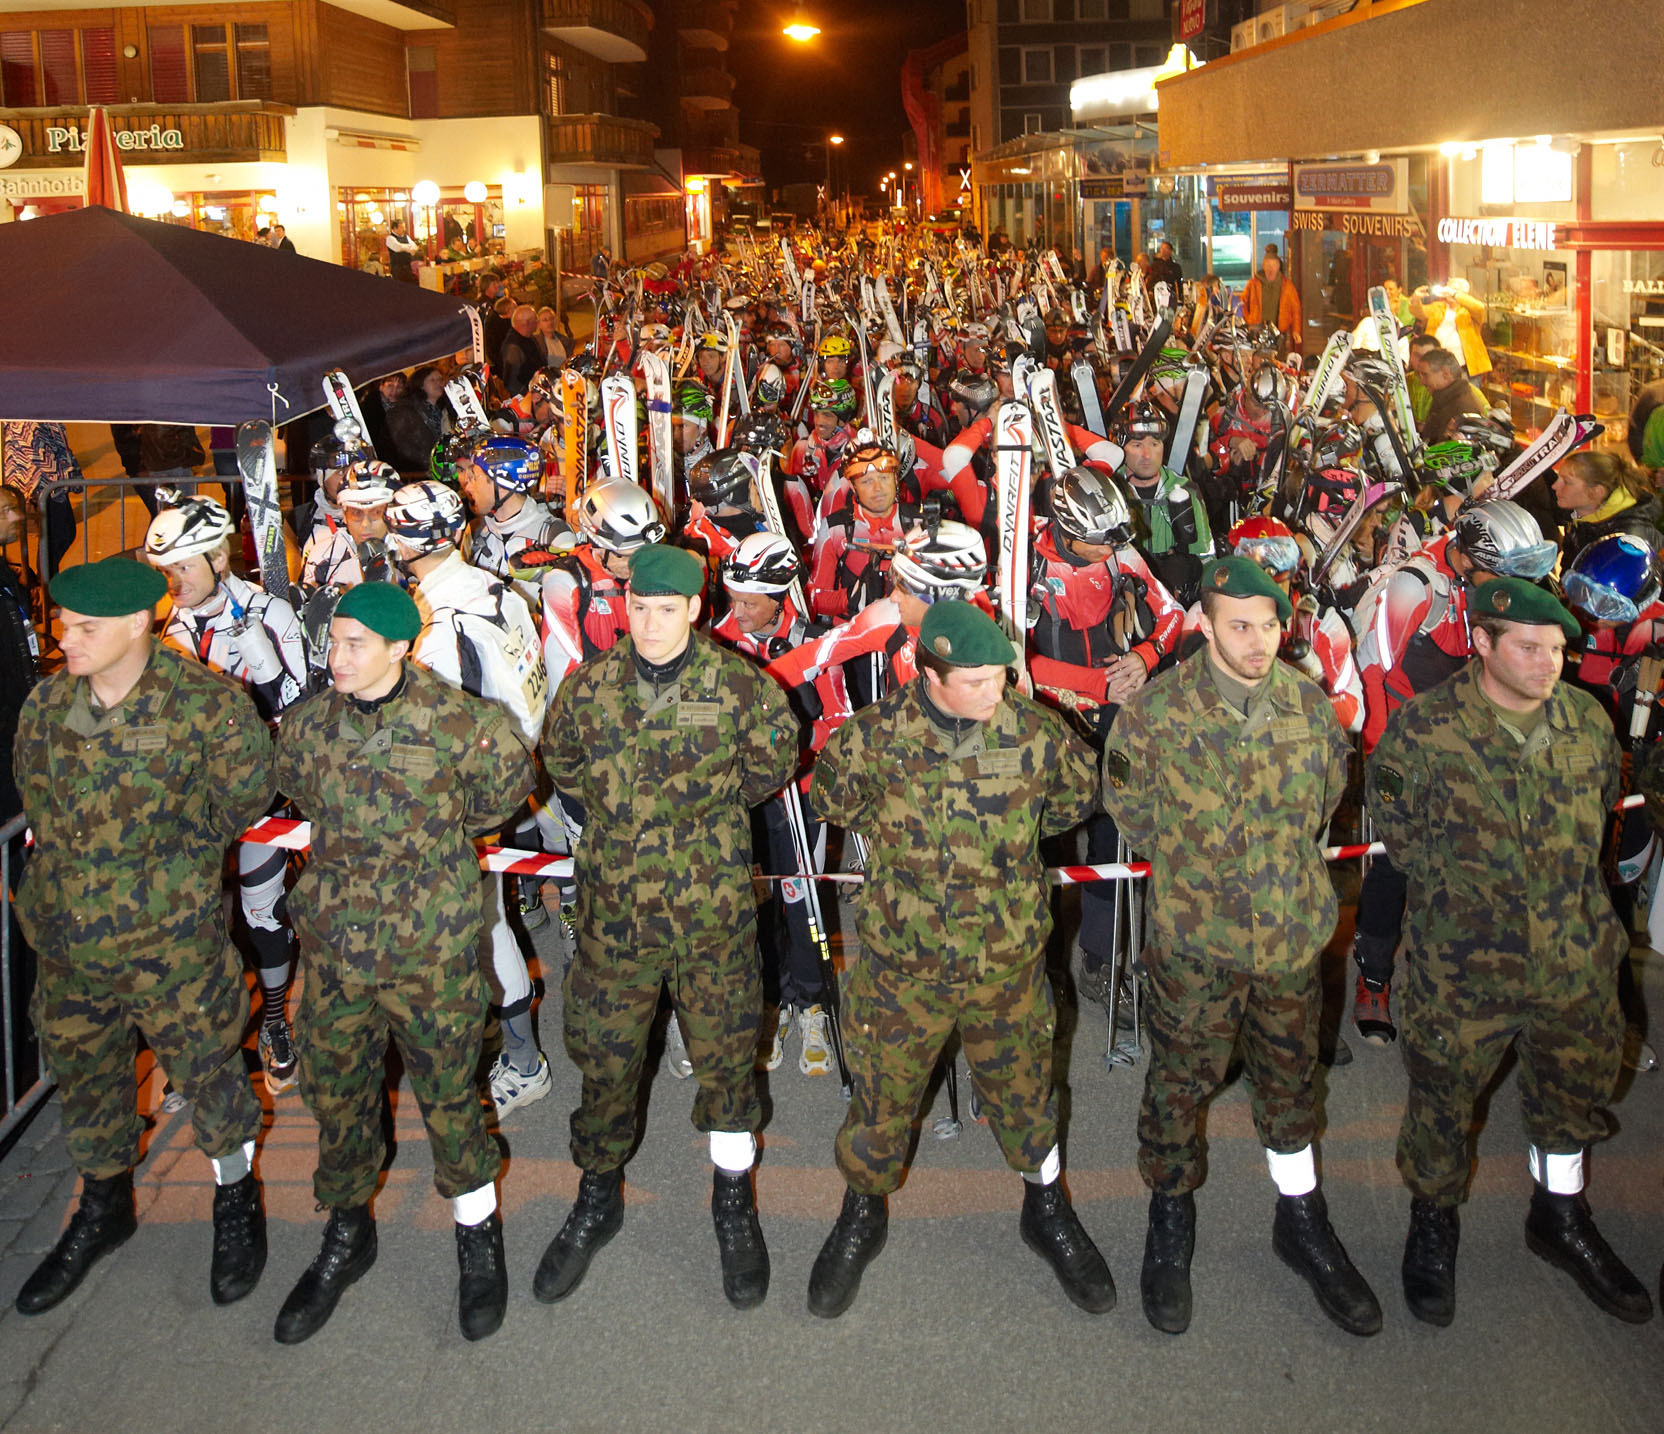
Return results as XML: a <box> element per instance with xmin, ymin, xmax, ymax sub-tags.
<box><xmin>726</xmin><ymin>0</ymin><xmax>966</xmax><ymax>198</ymax></box>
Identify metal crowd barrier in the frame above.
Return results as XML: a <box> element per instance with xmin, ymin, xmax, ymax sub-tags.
<box><xmin>1</xmin><ymin>815</ymin><xmax>48</xmax><ymax>1147</ymax></box>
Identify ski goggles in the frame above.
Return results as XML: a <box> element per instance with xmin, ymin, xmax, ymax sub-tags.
<box><xmin>1234</xmin><ymin>535</ymin><xmax>1301</xmax><ymax>576</ymax></box>
<box><xmin>1487</xmin><ymin>541</ymin><xmax>1559</xmax><ymax>582</ymax></box>
<box><xmin>1562</xmin><ymin>571</ymin><xmax>1640</xmax><ymax>625</ymax></box>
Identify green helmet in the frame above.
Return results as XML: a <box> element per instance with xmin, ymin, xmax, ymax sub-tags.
<box><xmin>428</xmin><ymin>426</ymin><xmax>486</xmax><ymax>488</ymax></box>
<box><xmin>809</xmin><ymin>377</ymin><xmax>858</xmax><ymax>420</ymax></box>
<box><xmin>676</xmin><ymin>380</ymin><xmax>713</xmax><ymax>425</ymax></box>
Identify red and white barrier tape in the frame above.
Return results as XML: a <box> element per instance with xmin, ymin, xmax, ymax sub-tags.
<box><xmin>242</xmin><ymin>794</ymin><xmax>1646</xmax><ymax>888</ymax></box>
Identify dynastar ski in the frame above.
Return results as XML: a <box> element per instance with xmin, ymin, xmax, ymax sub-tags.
<box><xmin>1167</xmin><ymin>365</ymin><xmax>1210</xmax><ymax>471</ymax></box>
<box><xmin>874</xmin><ymin>367</ymin><xmax>898</xmax><ymax>447</ymax></box>
<box><xmin>235</xmin><ymin>419</ymin><xmax>290</xmax><ymax>605</ymax></box>
<box><xmin>600</xmin><ymin>373</ymin><xmax>638</xmax><ymax>490</ymax></box>
<box><xmin>1488</xmin><ymin>409</ymin><xmax>1604</xmax><ymax>502</ymax></box>
<box><xmin>641</xmin><ymin>349</ymin><xmax>675</xmax><ymax>517</ymax></box>
<box><xmin>1026</xmin><ymin>366</ymin><xmax>1076</xmax><ymax>480</ymax></box>
<box><xmin>1072</xmin><ymin>358</ymin><xmax>1107</xmax><ymax>438</ymax></box>
<box><xmin>561</xmin><ymin>370</ymin><xmax>590</xmax><ymax>514</ymax></box>
<box><xmin>994</xmin><ymin>400</ymin><xmax>1034</xmax><ymax>695</ymax></box>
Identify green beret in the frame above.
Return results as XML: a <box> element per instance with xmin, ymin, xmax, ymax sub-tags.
<box><xmin>335</xmin><ymin>581</ymin><xmax>422</xmax><ymax>642</ymax></box>
<box><xmin>629</xmin><ymin>542</ymin><xmax>704</xmax><ymax>597</ymax></box>
<box><xmin>50</xmin><ymin>557</ymin><xmax>165</xmax><ymax>617</ymax></box>
<box><xmin>919</xmin><ymin>600</ymin><xmax>1017</xmax><ymax>668</ymax></box>
<box><xmin>1469</xmin><ymin>577</ymin><xmax>1580</xmax><ymax>641</ymax></box>
<box><xmin>1200</xmin><ymin>556</ymin><xmax>1294</xmax><ymax>622</ymax></box>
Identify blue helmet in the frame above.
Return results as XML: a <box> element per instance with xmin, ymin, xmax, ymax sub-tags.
<box><xmin>1563</xmin><ymin>532</ymin><xmax>1661</xmax><ymax>624</ymax></box>
<box><xmin>464</xmin><ymin>433</ymin><xmax>542</xmax><ymax>494</ymax></box>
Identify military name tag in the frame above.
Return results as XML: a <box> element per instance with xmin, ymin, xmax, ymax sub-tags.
<box><xmin>1268</xmin><ymin>717</ymin><xmax>1309</xmax><ymax>744</ymax></box>
<box><xmin>1105</xmin><ymin>749</ymin><xmax>1131</xmax><ymax>789</ymax></box>
<box><xmin>676</xmin><ymin>701</ymin><xmax>721</xmax><ymax>728</ymax></box>
<box><xmin>121</xmin><ymin>726</ymin><xmax>167</xmax><ymax>753</ymax></box>
<box><xmin>389</xmin><ymin>743</ymin><xmax>437</xmax><ymax>776</ymax></box>
<box><xmin>977</xmin><ymin>749</ymin><xmax>1022</xmax><ymax>778</ymax></box>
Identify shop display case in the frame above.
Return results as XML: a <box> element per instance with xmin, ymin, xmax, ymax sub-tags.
<box><xmin>1481</xmin><ymin>293</ymin><xmax>1576</xmax><ymax>438</ymax></box>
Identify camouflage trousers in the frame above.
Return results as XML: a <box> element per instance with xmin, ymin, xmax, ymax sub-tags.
<box><xmin>835</xmin><ymin>950</ymin><xmax>1058</xmax><ymax>1195</ymax></box>
<box><xmin>564</xmin><ymin>934</ymin><xmax>762</xmax><ymax>1174</ymax></box>
<box><xmin>1138</xmin><ymin>947</ymin><xmax>1320</xmax><ymax>1194</ymax></box>
<box><xmin>295</xmin><ymin>945</ymin><xmax>500</xmax><ymax>1207</ymax></box>
<box><xmin>35</xmin><ymin>943</ymin><xmax>261</xmax><ymax>1179</ymax></box>
<box><xmin>1397</xmin><ymin>957</ymin><xmax>1622</xmax><ymax>1206</ymax></box>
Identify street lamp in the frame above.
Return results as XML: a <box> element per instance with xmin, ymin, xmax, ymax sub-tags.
<box><xmin>783</xmin><ymin>8</ymin><xmax>820</xmax><ymax>42</ymax></box>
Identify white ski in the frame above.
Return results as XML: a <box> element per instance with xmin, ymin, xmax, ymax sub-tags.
<box><xmin>600</xmin><ymin>373</ymin><xmax>638</xmax><ymax>489</ymax></box>
<box><xmin>1166</xmin><ymin>366</ymin><xmax>1209</xmax><ymax>471</ymax></box>
<box><xmin>994</xmin><ymin>400</ymin><xmax>1034</xmax><ymax>694</ymax></box>
<box><xmin>235</xmin><ymin>419</ymin><xmax>289</xmax><ymax>605</ymax></box>
<box><xmin>1026</xmin><ymin>366</ymin><xmax>1076</xmax><ymax>480</ymax></box>
<box><xmin>1072</xmin><ymin>358</ymin><xmax>1107</xmax><ymax>438</ymax></box>
<box><xmin>641</xmin><ymin>349</ymin><xmax>675</xmax><ymax>516</ymax></box>
<box><xmin>1489</xmin><ymin>409</ymin><xmax>1604</xmax><ymax>502</ymax></box>
<box><xmin>1367</xmin><ymin>285</ymin><xmax>1419</xmax><ymax>454</ymax></box>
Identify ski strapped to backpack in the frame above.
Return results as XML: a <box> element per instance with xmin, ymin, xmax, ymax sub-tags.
<box><xmin>1488</xmin><ymin>408</ymin><xmax>1604</xmax><ymax>502</ymax></box>
<box><xmin>994</xmin><ymin>399</ymin><xmax>1034</xmax><ymax>695</ymax></box>
<box><xmin>600</xmin><ymin>373</ymin><xmax>638</xmax><ymax>489</ymax></box>
<box><xmin>235</xmin><ymin>419</ymin><xmax>290</xmax><ymax>606</ymax></box>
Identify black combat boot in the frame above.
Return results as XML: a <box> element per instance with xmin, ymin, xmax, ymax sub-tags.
<box><xmin>1273</xmin><ymin>1190</ymin><xmax>1382</xmax><ymax>1336</ymax></box>
<box><xmin>806</xmin><ymin>1188</ymin><xmax>887</xmax><ymax>1319</ymax></box>
<box><xmin>533</xmin><ymin>1168</ymin><xmax>624</xmax><ymax>1303</ymax></box>
<box><xmin>15</xmin><ymin>1170</ymin><xmax>137</xmax><ymax>1315</ymax></box>
<box><xmin>712</xmin><ymin>1169</ymin><xmax>770</xmax><ymax>1310</ymax></box>
<box><xmin>209</xmin><ymin>1173</ymin><xmax>267</xmax><ymax>1306</ymax></box>
<box><xmin>274</xmin><ymin>1204</ymin><xmax>377</xmax><ymax>1344</ymax></box>
<box><xmin>1401</xmin><ymin>1197</ymin><xmax>1458</xmax><ymax>1327</ymax></box>
<box><xmin>1020</xmin><ymin>1177</ymin><xmax>1116</xmax><ymax>1313</ymax></box>
<box><xmin>1525</xmin><ymin>1186</ymin><xmax>1653</xmax><ymax>1324</ymax></box>
<box><xmin>1140</xmin><ymin>1191</ymin><xmax>1195</xmax><ymax>1334</ymax></box>
<box><xmin>456</xmin><ymin>1212</ymin><xmax>508</xmax><ymax>1341</ymax></box>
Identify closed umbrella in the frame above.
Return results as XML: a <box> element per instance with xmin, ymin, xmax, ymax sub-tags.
<box><xmin>81</xmin><ymin>107</ymin><xmax>128</xmax><ymax>214</ymax></box>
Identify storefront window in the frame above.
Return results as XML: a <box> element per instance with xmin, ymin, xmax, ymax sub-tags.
<box><xmin>1594</xmin><ymin>249</ymin><xmax>1664</xmax><ymax>444</ymax></box>
<box><xmin>337</xmin><ymin>186</ymin><xmax>505</xmax><ymax>272</ymax></box>
<box><xmin>1143</xmin><ymin>174</ymin><xmax>1207</xmax><ymax>280</ymax></box>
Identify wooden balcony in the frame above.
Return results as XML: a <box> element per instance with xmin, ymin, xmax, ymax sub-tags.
<box><xmin>541</xmin><ymin>0</ymin><xmax>654</xmax><ymax>65</ymax></box>
<box><xmin>0</xmin><ymin>102</ymin><xmax>292</xmax><ymax>169</ymax></box>
<box><xmin>546</xmin><ymin>112</ymin><xmax>659</xmax><ymax>170</ymax></box>
<box><xmin>681</xmin><ymin>65</ymin><xmax>735</xmax><ymax>111</ymax></box>
<box><xmin>675</xmin><ymin>0</ymin><xmax>734</xmax><ymax>51</ymax></box>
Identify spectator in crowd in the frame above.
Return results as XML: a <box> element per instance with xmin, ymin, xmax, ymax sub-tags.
<box><xmin>2</xmin><ymin>421</ymin><xmax>81</xmax><ymax>573</ymax></box>
<box><xmin>1411</xmin><ymin>278</ymin><xmax>1491</xmax><ymax>380</ymax></box>
<box><xmin>269</xmin><ymin>224</ymin><xmax>297</xmax><ymax>255</ymax></box>
<box><xmin>478</xmin><ymin>272</ymin><xmax>511</xmax><ymax>360</ymax></box>
<box><xmin>1243</xmin><ymin>248</ymin><xmax>1303</xmax><ymax>354</ymax></box>
<box><xmin>1148</xmin><ymin>240</ymin><xmax>1183</xmax><ymax>294</ymax></box>
<box><xmin>386</xmin><ymin>218</ymin><xmax>421</xmax><ymax>283</ymax></box>
<box><xmin>386</xmin><ymin>367</ymin><xmax>450</xmax><ymax>474</ymax></box>
<box><xmin>535</xmin><ymin>307</ymin><xmax>571</xmax><ymax>368</ymax></box>
<box><xmin>1417</xmin><ymin>348</ymin><xmax>1486</xmax><ymax>444</ymax></box>
<box><xmin>499</xmin><ymin>307</ymin><xmax>545</xmax><ymax>396</ymax></box>
<box><xmin>1552</xmin><ymin>450</ymin><xmax>1662</xmax><ymax>568</ymax></box>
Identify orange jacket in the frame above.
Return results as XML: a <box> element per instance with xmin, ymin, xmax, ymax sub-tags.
<box><xmin>1243</xmin><ymin>271</ymin><xmax>1303</xmax><ymax>347</ymax></box>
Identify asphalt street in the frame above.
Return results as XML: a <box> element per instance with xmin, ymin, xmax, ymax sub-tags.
<box><xmin>1</xmin><ymin>897</ymin><xmax>1660</xmax><ymax>1434</ymax></box>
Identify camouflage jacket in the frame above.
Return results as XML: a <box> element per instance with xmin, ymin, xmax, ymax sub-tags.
<box><xmin>275</xmin><ymin>663</ymin><xmax>535</xmax><ymax>961</ymax></box>
<box><xmin>813</xmin><ymin>681</ymin><xmax>1098</xmax><ymax>976</ymax></box>
<box><xmin>13</xmin><ymin>643</ymin><xmax>275</xmax><ymax>976</ymax></box>
<box><xmin>543</xmin><ymin>632</ymin><xmax>798</xmax><ymax>950</ymax></box>
<box><xmin>1101</xmin><ymin>650</ymin><xmax>1350</xmax><ymax>974</ymax></box>
<box><xmin>1367</xmin><ymin>663</ymin><xmax>1628</xmax><ymax>989</ymax></box>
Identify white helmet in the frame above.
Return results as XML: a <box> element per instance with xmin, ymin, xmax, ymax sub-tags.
<box><xmin>144</xmin><ymin>496</ymin><xmax>234</xmax><ymax>566</ymax></box>
<box><xmin>575</xmin><ymin>479</ymin><xmax>666</xmax><ymax>554</ymax></box>
<box><xmin>338</xmin><ymin>459</ymin><xmax>399</xmax><ymax>509</ymax></box>
<box><xmin>891</xmin><ymin>520</ymin><xmax>987</xmax><ymax>597</ymax></box>
<box><xmin>385</xmin><ymin>480</ymin><xmax>465</xmax><ymax>555</ymax></box>
<box><xmin>722</xmin><ymin>531</ymin><xmax>803</xmax><ymax>595</ymax></box>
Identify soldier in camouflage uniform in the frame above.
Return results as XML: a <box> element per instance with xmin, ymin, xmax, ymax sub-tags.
<box><xmin>1368</xmin><ymin>578</ymin><xmax>1653</xmax><ymax>1327</ymax></box>
<box><xmin>272</xmin><ymin>582</ymin><xmax>536</xmax><ymax>1344</ymax></box>
<box><xmin>536</xmin><ymin>544</ymin><xmax>797</xmax><ymax>1311</ymax></box>
<box><xmin>1101</xmin><ymin>557</ymin><xmax>1381</xmax><ymax>1338</ymax></box>
<box><xmin>12</xmin><ymin>559</ymin><xmax>273</xmax><ymax>1316</ymax></box>
<box><xmin>806</xmin><ymin>600</ymin><xmax>1116</xmax><ymax>1319</ymax></box>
